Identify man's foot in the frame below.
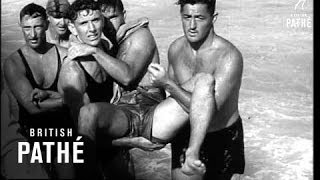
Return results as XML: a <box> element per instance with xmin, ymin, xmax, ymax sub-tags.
<box><xmin>231</xmin><ymin>173</ymin><xmax>243</xmax><ymax>180</ymax></box>
<box><xmin>181</xmin><ymin>150</ymin><xmax>206</xmax><ymax>176</ymax></box>
<box><xmin>112</xmin><ymin>137</ymin><xmax>165</xmax><ymax>151</ymax></box>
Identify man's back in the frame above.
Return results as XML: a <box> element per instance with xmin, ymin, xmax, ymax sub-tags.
<box><xmin>117</xmin><ymin>25</ymin><xmax>160</xmax><ymax>88</ymax></box>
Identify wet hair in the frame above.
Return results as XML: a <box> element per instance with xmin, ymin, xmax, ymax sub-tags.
<box><xmin>67</xmin><ymin>0</ymin><xmax>101</xmax><ymax>22</ymax></box>
<box><xmin>46</xmin><ymin>0</ymin><xmax>70</xmax><ymax>18</ymax></box>
<box><xmin>19</xmin><ymin>3</ymin><xmax>47</xmax><ymax>22</ymax></box>
<box><xmin>98</xmin><ymin>0</ymin><xmax>124</xmax><ymax>12</ymax></box>
<box><xmin>176</xmin><ymin>0</ymin><xmax>216</xmax><ymax>14</ymax></box>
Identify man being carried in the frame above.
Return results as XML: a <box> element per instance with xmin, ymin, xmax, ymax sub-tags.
<box><xmin>46</xmin><ymin>0</ymin><xmax>71</xmax><ymax>48</ymax></box>
<box><xmin>3</xmin><ymin>3</ymin><xmax>74</xmax><ymax>179</ymax></box>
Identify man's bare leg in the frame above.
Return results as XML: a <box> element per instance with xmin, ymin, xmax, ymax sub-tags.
<box><xmin>76</xmin><ymin>102</ymin><xmax>130</xmax><ymax>179</ymax></box>
<box><xmin>78</xmin><ymin>103</ymin><xmax>129</xmax><ymax>140</ymax></box>
<box><xmin>151</xmin><ymin>73</ymin><xmax>204</xmax><ymax>141</ymax></box>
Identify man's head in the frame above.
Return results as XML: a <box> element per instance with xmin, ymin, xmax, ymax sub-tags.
<box><xmin>177</xmin><ymin>0</ymin><xmax>217</xmax><ymax>43</ymax></box>
<box><xmin>19</xmin><ymin>3</ymin><xmax>48</xmax><ymax>49</ymax></box>
<box><xmin>98</xmin><ymin>0</ymin><xmax>126</xmax><ymax>34</ymax></box>
<box><xmin>177</xmin><ymin>0</ymin><xmax>216</xmax><ymax>14</ymax></box>
<box><xmin>67</xmin><ymin>0</ymin><xmax>103</xmax><ymax>46</ymax></box>
<box><xmin>46</xmin><ymin>0</ymin><xmax>71</xmax><ymax>36</ymax></box>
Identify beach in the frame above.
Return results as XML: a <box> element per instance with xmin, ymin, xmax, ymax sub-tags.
<box><xmin>1</xmin><ymin>0</ymin><xmax>313</xmax><ymax>179</ymax></box>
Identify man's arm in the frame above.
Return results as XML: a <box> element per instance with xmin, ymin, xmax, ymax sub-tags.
<box><xmin>183</xmin><ymin>48</ymin><xmax>243</xmax><ymax>176</ymax></box>
<box><xmin>96</xmin><ymin>28</ymin><xmax>156</xmax><ymax>86</ymax></box>
<box><xmin>68</xmin><ymin>28</ymin><xmax>157</xmax><ymax>86</ymax></box>
<box><xmin>212</xmin><ymin>49</ymin><xmax>243</xmax><ymax>111</ymax></box>
<box><xmin>148</xmin><ymin>41</ymin><xmax>193</xmax><ymax>112</ymax></box>
<box><xmin>4</xmin><ymin>56</ymin><xmax>64</xmax><ymax>115</ymax></box>
<box><xmin>32</xmin><ymin>89</ymin><xmax>64</xmax><ymax>110</ymax></box>
<box><xmin>58</xmin><ymin>61</ymin><xmax>90</xmax><ymax>122</ymax></box>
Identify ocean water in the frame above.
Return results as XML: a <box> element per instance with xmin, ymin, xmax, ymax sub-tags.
<box><xmin>1</xmin><ymin>0</ymin><xmax>313</xmax><ymax>179</ymax></box>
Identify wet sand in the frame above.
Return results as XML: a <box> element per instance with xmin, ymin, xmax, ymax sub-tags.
<box><xmin>1</xmin><ymin>0</ymin><xmax>313</xmax><ymax>179</ymax></box>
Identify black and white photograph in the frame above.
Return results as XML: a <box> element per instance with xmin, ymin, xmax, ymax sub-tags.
<box><xmin>1</xmin><ymin>0</ymin><xmax>313</xmax><ymax>179</ymax></box>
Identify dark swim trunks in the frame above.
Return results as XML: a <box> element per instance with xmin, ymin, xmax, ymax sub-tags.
<box><xmin>114</xmin><ymin>86</ymin><xmax>165</xmax><ymax>142</ymax></box>
<box><xmin>171</xmin><ymin>116</ymin><xmax>245</xmax><ymax>180</ymax></box>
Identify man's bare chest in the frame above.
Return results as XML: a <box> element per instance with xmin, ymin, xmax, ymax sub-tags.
<box><xmin>26</xmin><ymin>54</ymin><xmax>59</xmax><ymax>88</ymax></box>
<box><xmin>174</xmin><ymin>54</ymin><xmax>216</xmax><ymax>83</ymax></box>
<box><xmin>80</xmin><ymin>60</ymin><xmax>108</xmax><ymax>84</ymax></box>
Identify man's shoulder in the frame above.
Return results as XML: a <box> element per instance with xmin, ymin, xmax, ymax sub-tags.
<box><xmin>216</xmin><ymin>36</ymin><xmax>242</xmax><ymax>61</ymax></box>
<box><xmin>126</xmin><ymin>26</ymin><xmax>154</xmax><ymax>43</ymax></box>
<box><xmin>121</xmin><ymin>27</ymin><xmax>156</xmax><ymax>52</ymax></box>
<box><xmin>59</xmin><ymin>60</ymin><xmax>87</xmax><ymax>85</ymax></box>
<box><xmin>3</xmin><ymin>48</ymin><xmax>29</xmax><ymax>82</ymax></box>
<box><xmin>214</xmin><ymin>36</ymin><xmax>243</xmax><ymax>73</ymax></box>
<box><xmin>117</xmin><ymin>17</ymin><xmax>150</xmax><ymax>42</ymax></box>
<box><xmin>61</xmin><ymin>60</ymin><xmax>81</xmax><ymax>74</ymax></box>
<box><xmin>54</xmin><ymin>44</ymin><xmax>68</xmax><ymax>57</ymax></box>
<box><xmin>168</xmin><ymin>36</ymin><xmax>186</xmax><ymax>54</ymax></box>
<box><xmin>4</xmin><ymin>48</ymin><xmax>24</xmax><ymax>72</ymax></box>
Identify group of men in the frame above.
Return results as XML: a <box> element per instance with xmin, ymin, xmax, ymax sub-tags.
<box><xmin>1</xmin><ymin>0</ymin><xmax>245</xmax><ymax>179</ymax></box>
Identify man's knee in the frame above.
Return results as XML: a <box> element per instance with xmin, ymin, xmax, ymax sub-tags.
<box><xmin>78</xmin><ymin>104</ymin><xmax>98</xmax><ymax>130</ymax></box>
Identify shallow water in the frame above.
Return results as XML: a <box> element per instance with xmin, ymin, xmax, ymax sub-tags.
<box><xmin>1</xmin><ymin>0</ymin><xmax>313</xmax><ymax>179</ymax></box>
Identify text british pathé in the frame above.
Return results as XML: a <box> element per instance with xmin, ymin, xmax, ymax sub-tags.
<box><xmin>18</xmin><ymin>128</ymin><xmax>84</xmax><ymax>164</ymax></box>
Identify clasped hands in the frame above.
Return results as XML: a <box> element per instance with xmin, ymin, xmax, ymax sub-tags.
<box><xmin>31</xmin><ymin>88</ymin><xmax>60</xmax><ymax>108</ymax></box>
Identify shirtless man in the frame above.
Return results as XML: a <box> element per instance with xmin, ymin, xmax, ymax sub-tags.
<box><xmin>148</xmin><ymin>0</ymin><xmax>245</xmax><ymax>179</ymax></box>
<box><xmin>46</xmin><ymin>0</ymin><xmax>71</xmax><ymax>48</ymax></box>
<box><xmin>3</xmin><ymin>3</ymin><xmax>74</xmax><ymax>179</ymax></box>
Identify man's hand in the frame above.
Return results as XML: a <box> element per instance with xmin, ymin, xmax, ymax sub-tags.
<box><xmin>180</xmin><ymin>148</ymin><xmax>206</xmax><ymax>176</ymax></box>
<box><xmin>112</xmin><ymin>137</ymin><xmax>165</xmax><ymax>151</ymax></box>
<box><xmin>46</xmin><ymin>91</ymin><xmax>62</xmax><ymax>99</ymax></box>
<box><xmin>67</xmin><ymin>41</ymin><xmax>97</xmax><ymax>60</ymax></box>
<box><xmin>31</xmin><ymin>88</ymin><xmax>49</xmax><ymax>107</ymax></box>
<box><xmin>148</xmin><ymin>63</ymin><xmax>170</xmax><ymax>87</ymax></box>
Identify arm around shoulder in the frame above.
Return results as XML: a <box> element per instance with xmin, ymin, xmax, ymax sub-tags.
<box><xmin>94</xmin><ymin>27</ymin><xmax>158</xmax><ymax>86</ymax></box>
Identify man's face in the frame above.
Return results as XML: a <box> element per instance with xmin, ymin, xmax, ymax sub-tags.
<box><xmin>20</xmin><ymin>15</ymin><xmax>47</xmax><ymax>49</ymax></box>
<box><xmin>101</xmin><ymin>6</ymin><xmax>124</xmax><ymax>33</ymax></box>
<box><xmin>181</xmin><ymin>3</ymin><xmax>214</xmax><ymax>43</ymax></box>
<box><xmin>71</xmin><ymin>9</ymin><xmax>103</xmax><ymax>46</ymax></box>
<box><xmin>48</xmin><ymin>15</ymin><xmax>69</xmax><ymax>36</ymax></box>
